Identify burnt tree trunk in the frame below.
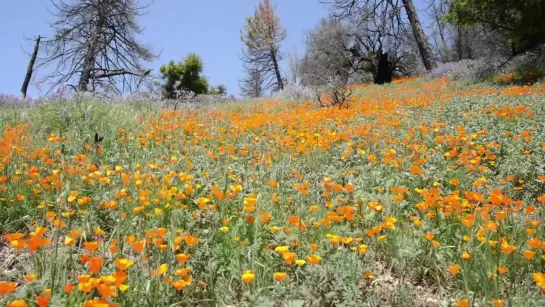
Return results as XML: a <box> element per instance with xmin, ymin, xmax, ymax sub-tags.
<box><xmin>374</xmin><ymin>51</ymin><xmax>393</xmax><ymax>85</ymax></box>
<box><xmin>457</xmin><ymin>25</ymin><xmax>464</xmax><ymax>61</ymax></box>
<box><xmin>271</xmin><ymin>48</ymin><xmax>284</xmax><ymax>90</ymax></box>
<box><xmin>402</xmin><ymin>0</ymin><xmax>437</xmax><ymax>71</ymax></box>
<box><xmin>21</xmin><ymin>36</ymin><xmax>42</xmax><ymax>99</ymax></box>
<box><xmin>78</xmin><ymin>15</ymin><xmax>105</xmax><ymax>91</ymax></box>
<box><xmin>464</xmin><ymin>29</ymin><xmax>473</xmax><ymax>59</ymax></box>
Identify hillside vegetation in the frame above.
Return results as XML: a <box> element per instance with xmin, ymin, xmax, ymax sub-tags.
<box><xmin>2</xmin><ymin>78</ymin><xmax>545</xmax><ymax>306</ymax></box>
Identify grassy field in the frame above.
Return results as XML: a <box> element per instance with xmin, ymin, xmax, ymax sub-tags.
<box><xmin>2</xmin><ymin>77</ymin><xmax>545</xmax><ymax>306</ymax></box>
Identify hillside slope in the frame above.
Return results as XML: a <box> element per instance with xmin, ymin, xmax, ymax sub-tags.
<box><xmin>2</xmin><ymin>78</ymin><xmax>545</xmax><ymax>306</ymax></box>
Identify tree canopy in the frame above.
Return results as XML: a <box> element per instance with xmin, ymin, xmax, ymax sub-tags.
<box><xmin>240</xmin><ymin>0</ymin><xmax>286</xmax><ymax>95</ymax></box>
<box><xmin>209</xmin><ymin>84</ymin><xmax>228</xmax><ymax>96</ymax></box>
<box><xmin>447</xmin><ymin>0</ymin><xmax>545</xmax><ymax>55</ymax></box>
<box><xmin>160</xmin><ymin>53</ymin><xmax>209</xmax><ymax>99</ymax></box>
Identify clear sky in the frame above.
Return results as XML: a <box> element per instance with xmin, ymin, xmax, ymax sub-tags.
<box><xmin>0</xmin><ymin>0</ymin><xmax>430</xmax><ymax>97</ymax></box>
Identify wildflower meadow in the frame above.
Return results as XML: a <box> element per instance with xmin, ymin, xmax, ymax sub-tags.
<box><xmin>2</xmin><ymin>77</ymin><xmax>545</xmax><ymax>306</ymax></box>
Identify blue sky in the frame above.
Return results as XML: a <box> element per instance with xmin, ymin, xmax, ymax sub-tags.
<box><xmin>0</xmin><ymin>0</ymin><xmax>429</xmax><ymax>97</ymax></box>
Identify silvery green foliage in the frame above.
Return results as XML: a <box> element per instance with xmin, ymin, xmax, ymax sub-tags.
<box><xmin>300</xmin><ymin>264</ymin><xmax>365</xmax><ymax>306</ymax></box>
<box><xmin>273</xmin><ymin>84</ymin><xmax>315</xmax><ymax>102</ymax></box>
<box><xmin>431</xmin><ymin>45</ymin><xmax>545</xmax><ymax>82</ymax></box>
<box><xmin>84</xmin><ymin>106</ymin><xmax>92</xmax><ymax>122</ymax></box>
<box><xmin>430</xmin><ymin>59</ymin><xmax>501</xmax><ymax>81</ymax></box>
<box><xmin>347</xmin><ymin>70</ymin><xmax>374</xmax><ymax>84</ymax></box>
<box><xmin>51</xmin><ymin>83</ymin><xmax>70</xmax><ymax>100</ymax></box>
<box><xmin>0</xmin><ymin>93</ymin><xmax>38</xmax><ymax>107</ymax></box>
<box><xmin>2</xmin><ymin>75</ymin><xmax>233</xmax><ymax>109</ymax></box>
<box><xmin>449</xmin><ymin>59</ymin><xmax>494</xmax><ymax>81</ymax></box>
<box><xmin>429</xmin><ymin>62</ymin><xmax>462</xmax><ymax>78</ymax></box>
<box><xmin>60</xmin><ymin>106</ymin><xmax>69</xmax><ymax>120</ymax></box>
<box><xmin>0</xmin><ymin>94</ymin><xmax>20</xmax><ymax>106</ymax></box>
<box><xmin>505</xmin><ymin>48</ymin><xmax>545</xmax><ymax>77</ymax></box>
<box><xmin>162</xmin><ymin>89</ymin><xmax>235</xmax><ymax>112</ymax></box>
<box><xmin>199</xmin><ymin>94</ymin><xmax>234</xmax><ymax>104</ymax></box>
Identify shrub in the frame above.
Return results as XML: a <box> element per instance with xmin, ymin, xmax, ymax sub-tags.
<box><xmin>431</xmin><ymin>45</ymin><xmax>545</xmax><ymax>85</ymax></box>
<box><xmin>273</xmin><ymin>84</ymin><xmax>315</xmax><ymax>102</ymax></box>
<box><xmin>449</xmin><ymin>59</ymin><xmax>496</xmax><ymax>82</ymax></box>
<box><xmin>315</xmin><ymin>76</ymin><xmax>353</xmax><ymax>108</ymax></box>
<box><xmin>429</xmin><ymin>59</ymin><xmax>494</xmax><ymax>82</ymax></box>
<box><xmin>499</xmin><ymin>52</ymin><xmax>545</xmax><ymax>85</ymax></box>
<box><xmin>429</xmin><ymin>62</ymin><xmax>461</xmax><ymax>79</ymax></box>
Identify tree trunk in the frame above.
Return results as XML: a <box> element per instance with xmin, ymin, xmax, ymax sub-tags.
<box><xmin>21</xmin><ymin>36</ymin><xmax>42</xmax><ymax>99</ymax></box>
<box><xmin>402</xmin><ymin>0</ymin><xmax>437</xmax><ymax>71</ymax></box>
<box><xmin>271</xmin><ymin>48</ymin><xmax>284</xmax><ymax>90</ymax></box>
<box><xmin>374</xmin><ymin>51</ymin><xmax>393</xmax><ymax>85</ymax></box>
<box><xmin>465</xmin><ymin>29</ymin><xmax>473</xmax><ymax>59</ymax></box>
<box><xmin>457</xmin><ymin>25</ymin><xmax>463</xmax><ymax>61</ymax></box>
<box><xmin>78</xmin><ymin>15</ymin><xmax>105</xmax><ymax>91</ymax></box>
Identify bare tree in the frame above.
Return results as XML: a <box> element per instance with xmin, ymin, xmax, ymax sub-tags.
<box><xmin>315</xmin><ymin>76</ymin><xmax>353</xmax><ymax>109</ymax></box>
<box><xmin>322</xmin><ymin>0</ymin><xmax>437</xmax><ymax>71</ymax></box>
<box><xmin>240</xmin><ymin>0</ymin><xmax>286</xmax><ymax>94</ymax></box>
<box><xmin>38</xmin><ymin>0</ymin><xmax>157</xmax><ymax>92</ymax></box>
<box><xmin>426</xmin><ymin>0</ymin><xmax>452</xmax><ymax>63</ymax></box>
<box><xmin>300</xmin><ymin>18</ymin><xmax>353</xmax><ymax>87</ymax></box>
<box><xmin>301</xmin><ymin>13</ymin><xmax>417</xmax><ymax>87</ymax></box>
<box><xmin>347</xmin><ymin>8</ymin><xmax>413</xmax><ymax>83</ymax></box>
<box><xmin>239</xmin><ymin>67</ymin><xmax>266</xmax><ymax>98</ymax></box>
<box><xmin>287</xmin><ymin>48</ymin><xmax>300</xmax><ymax>85</ymax></box>
<box><xmin>21</xmin><ymin>35</ymin><xmax>43</xmax><ymax>99</ymax></box>
<box><xmin>425</xmin><ymin>0</ymin><xmax>506</xmax><ymax>63</ymax></box>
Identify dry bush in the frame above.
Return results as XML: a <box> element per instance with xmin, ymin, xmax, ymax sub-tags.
<box><xmin>315</xmin><ymin>76</ymin><xmax>353</xmax><ymax>109</ymax></box>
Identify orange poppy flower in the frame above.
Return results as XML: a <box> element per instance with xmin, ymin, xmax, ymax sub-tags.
<box><xmin>282</xmin><ymin>252</ymin><xmax>296</xmax><ymax>265</ymax></box>
<box><xmin>83</xmin><ymin>241</ymin><xmax>101</xmax><ymax>253</ymax></box>
<box><xmin>64</xmin><ymin>283</ymin><xmax>75</xmax><ymax>294</ymax></box>
<box><xmin>36</xmin><ymin>296</ymin><xmax>49</xmax><ymax>307</ymax></box>
<box><xmin>306</xmin><ymin>254</ymin><xmax>322</xmax><ymax>265</ymax></box>
<box><xmin>448</xmin><ymin>264</ymin><xmax>461</xmax><ymax>276</ymax></box>
<box><xmin>524</xmin><ymin>250</ymin><xmax>536</xmax><ymax>260</ymax></box>
<box><xmin>0</xmin><ymin>281</ymin><xmax>17</xmax><ymax>294</ymax></box>
<box><xmin>274</xmin><ymin>272</ymin><xmax>287</xmax><ymax>282</ymax></box>
<box><xmin>528</xmin><ymin>238</ymin><xmax>542</xmax><ymax>249</ymax></box>
<box><xmin>241</xmin><ymin>270</ymin><xmax>255</xmax><ymax>284</ymax></box>
<box><xmin>131</xmin><ymin>240</ymin><xmax>145</xmax><ymax>253</ymax></box>
<box><xmin>287</xmin><ymin>216</ymin><xmax>307</xmax><ymax>230</ymax></box>
<box><xmin>89</xmin><ymin>257</ymin><xmax>104</xmax><ymax>274</ymax></box>
<box><xmin>184</xmin><ymin>234</ymin><xmax>199</xmax><ymax>246</ymax></box>
<box><xmin>114</xmin><ymin>258</ymin><xmax>134</xmax><ymax>271</ymax></box>
<box><xmin>113</xmin><ymin>271</ymin><xmax>127</xmax><ymax>286</ymax></box>
<box><xmin>83</xmin><ymin>299</ymin><xmax>110</xmax><ymax>307</ymax></box>
<box><xmin>533</xmin><ymin>272</ymin><xmax>545</xmax><ymax>291</ymax></box>
<box><xmin>259</xmin><ymin>211</ymin><xmax>272</xmax><ymax>224</ymax></box>
<box><xmin>456</xmin><ymin>300</ymin><xmax>469</xmax><ymax>307</ymax></box>
<box><xmin>176</xmin><ymin>253</ymin><xmax>191</xmax><ymax>264</ymax></box>
<box><xmin>28</xmin><ymin>237</ymin><xmax>50</xmax><ymax>253</ymax></box>
<box><xmin>4</xmin><ymin>233</ymin><xmax>24</xmax><ymax>242</ymax></box>
<box><xmin>496</xmin><ymin>266</ymin><xmax>508</xmax><ymax>275</ymax></box>
<box><xmin>7</xmin><ymin>300</ymin><xmax>28</xmax><ymax>307</ymax></box>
